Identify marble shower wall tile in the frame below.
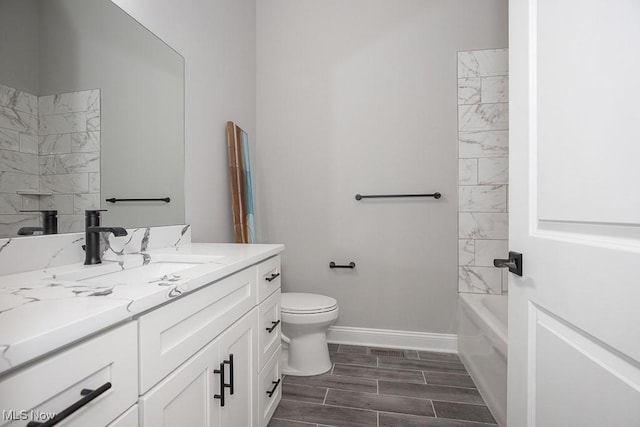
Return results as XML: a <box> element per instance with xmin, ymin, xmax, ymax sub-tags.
<box><xmin>459</xmin><ymin>239</ymin><xmax>474</xmax><ymax>266</ymax></box>
<box><xmin>458</xmin><ymin>78</ymin><xmax>481</xmax><ymax>104</ymax></box>
<box><xmin>40</xmin><ymin>153</ymin><xmax>100</xmax><ymax>175</ymax></box>
<box><xmin>458</xmin><ymin>159</ymin><xmax>478</xmax><ymax>185</ymax></box>
<box><xmin>39</xmin><ymin>195</ymin><xmax>75</xmax><ymax>215</ymax></box>
<box><xmin>39</xmin><ymin>111</ymin><xmax>88</xmax><ymax>135</ymax></box>
<box><xmin>459</xmin><ymin>131</ymin><xmax>509</xmax><ymax>158</ymax></box>
<box><xmin>0</xmin><ymin>171</ymin><xmax>39</xmax><ymax>193</ymax></box>
<box><xmin>0</xmin><ymin>194</ymin><xmax>22</xmax><ymax>214</ymax></box>
<box><xmin>40</xmin><ymin>173</ymin><xmax>90</xmax><ymax>194</ymax></box>
<box><xmin>89</xmin><ymin>173</ymin><xmax>100</xmax><ymax>193</ymax></box>
<box><xmin>0</xmin><ymin>86</ymin><xmax>101</xmax><ymax>237</ymax></box>
<box><xmin>0</xmin><ymin>106</ymin><xmax>37</xmax><ymax>135</ymax></box>
<box><xmin>0</xmin><ymin>129</ymin><xmax>20</xmax><ymax>151</ymax></box>
<box><xmin>0</xmin><ymin>150</ymin><xmax>39</xmax><ymax>175</ymax></box>
<box><xmin>71</xmin><ymin>132</ymin><xmax>100</xmax><ymax>153</ymax></box>
<box><xmin>458</xmin><ymin>103</ymin><xmax>509</xmax><ymax>132</ymax></box>
<box><xmin>0</xmin><ymin>83</ymin><xmax>38</xmax><ymax>115</ymax></box>
<box><xmin>458</xmin><ymin>49</ymin><xmax>508</xmax><ymax>78</ymax></box>
<box><xmin>36</xmin><ymin>89</ymin><xmax>101</xmax><ymax>234</ymax></box>
<box><xmin>0</xmin><ymin>84</ymin><xmax>41</xmax><ymax>236</ymax></box>
<box><xmin>40</xmin><ymin>134</ymin><xmax>72</xmax><ymax>154</ymax></box>
<box><xmin>73</xmin><ymin>193</ymin><xmax>100</xmax><ymax>213</ymax></box>
<box><xmin>459</xmin><ymin>213</ymin><xmax>508</xmax><ymax>240</ymax></box>
<box><xmin>39</xmin><ymin>89</ymin><xmax>99</xmax><ymax>116</ymax></box>
<box><xmin>482</xmin><ymin>76</ymin><xmax>509</xmax><ymax>103</ymax></box>
<box><xmin>458</xmin><ymin>266</ymin><xmax>502</xmax><ymax>294</ymax></box>
<box><xmin>459</xmin><ymin>185</ymin><xmax>507</xmax><ymax>212</ymax></box>
<box><xmin>457</xmin><ymin>48</ymin><xmax>509</xmax><ymax>295</ymax></box>
<box><xmin>478</xmin><ymin>157</ymin><xmax>508</xmax><ymax>184</ymax></box>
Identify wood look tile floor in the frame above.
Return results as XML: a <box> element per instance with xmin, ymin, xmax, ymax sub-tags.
<box><xmin>269</xmin><ymin>344</ymin><xmax>497</xmax><ymax>427</ymax></box>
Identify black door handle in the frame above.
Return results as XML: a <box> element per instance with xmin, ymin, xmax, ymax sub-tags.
<box><xmin>214</xmin><ymin>362</ymin><xmax>225</xmax><ymax>406</ymax></box>
<box><xmin>26</xmin><ymin>382</ymin><xmax>111</xmax><ymax>426</ymax></box>
<box><xmin>493</xmin><ymin>251</ymin><xmax>523</xmax><ymax>277</ymax></box>
<box><xmin>224</xmin><ymin>354</ymin><xmax>234</xmax><ymax>395</ymax></box>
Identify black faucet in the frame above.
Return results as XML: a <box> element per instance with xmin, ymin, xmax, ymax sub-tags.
<box><xmin>84</xmin><ymin>210</ymin><xmax>128</xmax><ymax>265</ymax></box>
<box><xmin>18</xmin><ymin>210</ymin><xmax>58</xmax><ymax>235</ymax></box>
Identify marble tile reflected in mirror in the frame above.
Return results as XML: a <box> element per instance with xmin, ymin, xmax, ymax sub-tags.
<box><xmin>0</xmin><ymin>0</ymin><xmax>185</xmax><ymax>237</ymax></box>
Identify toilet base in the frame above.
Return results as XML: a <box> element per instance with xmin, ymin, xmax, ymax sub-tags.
<box><xmin>280</xmin><ymin>333</ymin><xmax>332</xmax><ymax>376</ymax></box>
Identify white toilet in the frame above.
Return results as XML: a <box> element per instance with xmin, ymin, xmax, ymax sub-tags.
<box><xmin>280</xmin><ymin>292</ymin><xmax>339</xmax><ymax>376</ymax></box>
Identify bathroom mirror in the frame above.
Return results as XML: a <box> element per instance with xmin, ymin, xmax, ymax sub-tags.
<box><xmin>0</xmin><ymin>0</ymin><xmax>185</xmax><ymax>238</ymax></box>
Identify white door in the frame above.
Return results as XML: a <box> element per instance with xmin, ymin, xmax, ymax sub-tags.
<box><xmin>508</xmin><ymin>1</ymin><xmax>640</xmax><ymax>426</ymax></box>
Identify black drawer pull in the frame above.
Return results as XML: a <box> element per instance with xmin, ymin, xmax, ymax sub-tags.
<box><xmin>26</xmin><ymin>382</ymin><xmax>111</xmax><ymax>427</ymax></box>
<box><xmin>266</xmin><ymin>320</ymin><xmax>281</xmax><ymax>333</ymax></box>
<box><xmin>265</xmin><ymin>272</ymin><xmax>280</xmax><ymax>282</ymax></box>
<box><xmin>224</xmin><ymin>354</ymin><xmax>234</xmax><ymax>395</ymax></box>
<box><xmin>214</xmin><ymin>362</ymin><xmax>225</xmax><ymax>406</ymax></box>
<box><xmin>266</xmin><ymin>379</ymin><xmax>281</xmax><ymax>397</ymax></box>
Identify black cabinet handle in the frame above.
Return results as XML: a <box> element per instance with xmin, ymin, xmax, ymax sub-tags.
<box><xmin>214</xmin><ymin>362</ymin><xmax>225</xmax><ymax>406</ymax></box>
<box><xmin>224</xmin><ymin>354</ymin><xmax>234</xmax><ymax>395</ymax></box>
<box><xmin>265</xmin><ymin>272</ymin><xmax>280</xmax><ymax>282</ymax></box>
<box><xmin>266</xmin><ymin>379</ymin><xmax>281</xmax><ymax>398</ymax></box>
<box><xmin>266</xmin><ymin>320</ymin><xmax>281</xmax><ymax>333</ymax></box>
<box><xmin>26</xmin><ymin>382</ymin><xmax>111</xmax><ymax>427</ymax></box>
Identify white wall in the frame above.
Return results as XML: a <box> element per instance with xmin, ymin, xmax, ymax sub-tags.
<box><xmin>257</xmin><ymin>0</ymin><xmax>507</xmax><ymax>334</ymax></box>
<box><xmin>0</xmin><ymin>0</ymin><xmax>39</xmax><ymax>94</ymax></box>
<box><xmin>111</xmin><ymin>0</ymin><xmax>256</xmax><ymax>243</ymax></box>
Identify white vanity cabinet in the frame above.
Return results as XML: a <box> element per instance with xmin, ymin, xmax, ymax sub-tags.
<box><xmin>0</xmin><ymin>249</ymin><xmax>282</xmax><ymax>427</ymax></box>
<box><xmin>0</xmin><ymin>322</ymin><xmax>138</xmax><ymax>427</ymax></box>
<box><xmin>138</xmin><ymin>255</ymin><xmax>282</xmax><ymax>427</ymax></box>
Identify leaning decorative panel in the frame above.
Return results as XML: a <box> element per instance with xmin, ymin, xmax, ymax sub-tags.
<box><xmin>457</xmin><ymin>49</ymin><xmax>509</xmax><ymax>294</ymax></box>
<box><xmin>226</xmin><ymin>121</ymin><xmax>256</xmax><ymax>243</ymax></box>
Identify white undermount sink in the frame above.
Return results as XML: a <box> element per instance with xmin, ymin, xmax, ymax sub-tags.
<box><xmin>55</xmin><ymin>254</ymin><xmax>224</xmax><ymax>284</ymax></box>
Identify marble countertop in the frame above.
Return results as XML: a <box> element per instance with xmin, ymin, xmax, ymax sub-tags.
<box><xmin>0</xmin><ymin>243</ymin><xmax>284</xmax><ymax>376</ymax></box>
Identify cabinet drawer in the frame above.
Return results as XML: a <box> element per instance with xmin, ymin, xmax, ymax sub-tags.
<box><xmin>0</xmin><ymin>322</ymin><xmax>137</xmax><ymax>427</ymax></box>
<box><xmin>138</xmin><ymin>266</ymin><xmax>256</xmax><ymax>393</ymax></box>
<box><xmin>257</xmin><ymin>255</ymin><xmax>281</xmax><ymax>303</ymax></box>
<box><xmin>258</xmin><ymin>346</ymin><xmax>282</xmax><ymax>427</ymax></box>
<box><xmin>258</xmin><ymin>289</ymin><xmax>281</xmax><ymax>371</ymax></box>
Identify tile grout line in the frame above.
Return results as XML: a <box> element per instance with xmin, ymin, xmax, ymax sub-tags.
<box><xmin>422</xmin><ymin>371</ymin><xmax>427</xmax><ymax>384</ymax></box>
<box><xmin>322</xmin><ymin>388</ymin><xmax>329</xmax><ymax>405</ymax></box>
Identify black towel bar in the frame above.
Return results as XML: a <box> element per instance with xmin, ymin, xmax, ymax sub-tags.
<box><xmin>106</xmin><ymin>197</ymin><xmax>170</xmax><ymax>203</ymax></box>
<box><xmin>330</xmin><ymin>262</ymin><xmax>356</xmax><ymax>269</ymax></box>
<box><xmin>355</xmin><ymin>192</ymin><xmax>441</xmax><ymax>200</ymax></box>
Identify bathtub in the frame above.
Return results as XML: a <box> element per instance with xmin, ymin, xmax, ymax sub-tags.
<box><xmin>458</xmin><ymin>293</ymin><xmax>507</xmax><ymax>427</ymax></box>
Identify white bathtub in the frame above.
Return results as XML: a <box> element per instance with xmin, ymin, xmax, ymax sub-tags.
<box><xmin>458</xmin><ymin>293</ymin><xmax>507</xmax><ymax>427</ymax></box>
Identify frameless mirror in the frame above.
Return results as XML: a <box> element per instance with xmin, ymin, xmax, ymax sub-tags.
<box><xmin>0</xmin><ymin>0</ymin><xmax>185</xmax><ymax>238</ymax></box>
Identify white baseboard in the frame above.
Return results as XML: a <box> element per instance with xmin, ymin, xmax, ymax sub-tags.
<box><xmin>327</xmin><ymin>326</ymin><xmax>458</xmax><ymax>353</ymax></box>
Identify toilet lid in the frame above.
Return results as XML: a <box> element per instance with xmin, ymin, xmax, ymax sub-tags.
<box><xmin>281</xmin><ymin>292</ymin><xmax>337</xmax><ymax>314</ymax></box>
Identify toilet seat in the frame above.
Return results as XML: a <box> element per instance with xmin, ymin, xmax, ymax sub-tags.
<box><xmin>281</xmin><ymin>293</ymin><xmax>337</xmax><ymax>314</ymax></box>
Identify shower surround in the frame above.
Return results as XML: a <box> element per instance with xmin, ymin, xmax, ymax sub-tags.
<box><xmin>0</xmin><ymin>84</ymin><xmax>100</xmax><ymax>236</ymax></box>
<box><xmin>457</xmin><ymin>48</ymin><xmax>509</xmax><ymax>295</ymax></box>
